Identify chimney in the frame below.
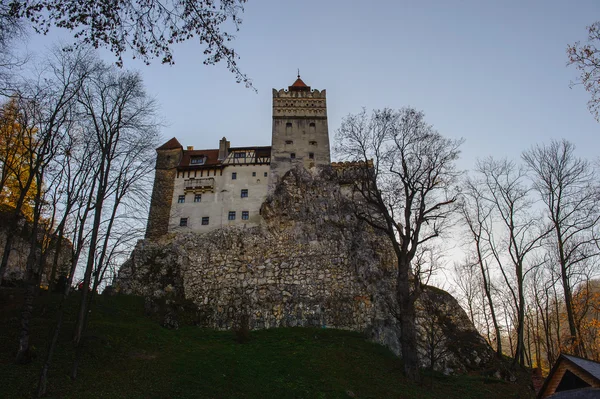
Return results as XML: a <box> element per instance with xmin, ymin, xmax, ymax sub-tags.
<box><xmin>218</xmin><ymin>137</ymin><xmax>230</xmax><ymax>160</ymax></box>
<box><xmin>187</xmin><ymin>146</ymin><xmax>194</xmax><ymax>151</ymax></box>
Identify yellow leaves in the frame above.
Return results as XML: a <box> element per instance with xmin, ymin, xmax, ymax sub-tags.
<box><xmin>0</xmin><ymin>98</ymin><xmax>38</xmax><ymax>220</ymax></box>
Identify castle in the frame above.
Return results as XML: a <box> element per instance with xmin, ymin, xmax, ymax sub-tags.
<box><xmin>146</xmin><ymin>76</ymin><xmax>331</xmax><ymax>238</ymax></box>
<box><xmin>122</xmin><ymin>77</ymin><xmax>498</xmax><ymax>375</ymax></box>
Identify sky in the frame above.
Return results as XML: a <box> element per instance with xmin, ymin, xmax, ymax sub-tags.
<box><xmin>20</xmin><ymin>0</ymin><xmax>600</xmax><ymax>173</ymax></box>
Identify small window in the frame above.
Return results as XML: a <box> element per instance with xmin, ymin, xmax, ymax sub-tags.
<box><xmin>179</xmin><ymin>218</ymin><xmax>188</xmax><ymax>227</ymax></box>
<box><xmin>309</xmin><ymin>152</ymin><xmax>314</xmax><ymax>159</ymax></box>
<box><xmin>290</xmin><ymin>153</ymin><xmax>296</xmax><ymax>159</ymax></box>
<box><xmin>242</xmin><ymin>211</ymin><xmax>249</xmax><ymax>220</ymax></box>
<box><xmin>309</xmin><ymin>122</ymin><xmax>316</xmax><ymax>128</ymax></box>
<box><xmin>178</xmin><ymin>195</ymin><xmax>185</xmax><ymax>203</ymax></box>
<box><xmin>264</xmin><ymin>172</ymin><xmax>268</xmax><ymax>177</ymax></box>
<box><xmin>286</xmin><ymin>122</ymin><xmax>292</xmax><ymax>128</ymax></box>
<box><xmin>194</xmin><ymin>194</ymin><xmax>202</xmax><ymax>203</ymax></box>
<box><xmin>228</xmin><ymin>211</ymin><xmax>236</xmax><ymax>221</ymax></box>
<box><xmin>285</xmin><ymin>140</ymin><xmax>293</xmax><ymax>145</ymax></box>
<box><xmin>234</xmin><ymin>152</ymin><xmax>246</xmax><ymax>159</ymax></box>
<box><xmin>252</xmin><ymin>171</ymin><xmax>256</xmax><ymax>177</ymax></box>
<box><xmin>309</xmin><ymin>141</ymin><xmax>317</xmax><ymax>146</ymax></box>
<box><xmin>201</xmin><ymin>217</ymin><xmax>209</xmax><ymax>225</ymax></box>
<box><xmin>241</xmin><ymin>189</ymin><xmax>248</xmax><ymax>198</ymax></box>
<box><xmin>232</xmin><ymin>172</ymin><xmax>237</xmax><ymax>180</ymax></box>
<box><xmin>190</xmin><ymin>156</ymin><xmax>205</xmax><ymax>165</ymax></box>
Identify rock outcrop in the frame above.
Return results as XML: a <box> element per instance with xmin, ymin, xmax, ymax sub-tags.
<box><xmin>118</xmin><ymin>166</ymin><xmax>496</xmax><ymax>374</ymax></box>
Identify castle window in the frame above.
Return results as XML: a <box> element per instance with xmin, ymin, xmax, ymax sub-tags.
<box><xmin>178</xmin><ymin>195</ymin><xmax>185</xmax><ymax>203</ymax></box>
<box><xmin>179</xmin><ymin>218</ymin><xmax>188</xmax><ymax>227</ymax></box>
<box><xmin>286</xmin><ymin>122</ymin><xmax>292</xmax><ymax>128</ymax></box>
<box><xmin>242</xmin><ymin>211</ymin><xmax>249</xmax><ymax>220</ymax></box>
<box><xmin>201</xmin><ymin>217</ymin><xmax>209</xmax><ymax>225</ymax></box>
<box><xmin>232</xmin><ymin>172</ymin><xmax>237</xmax><ymax>180</ymax></box>
<box><xmin>233</xmin><ymin>152</ymin><xmax>246</xmax><ymax>159</ymax></box>
<box><xmin>285</xmin><ymin>140</ymin><xmax>293</xmax><ymax>145</ymax></box>
<box><xmin>252</xmin><ymin>171</ymin><xmax>256</xmax><ymax>177</ymax></box>
<box><xmin>241</xmin><ymin>189</ymin><xmax>248</xmax><ymax>198</ymax></box>
<box><xmin>309</xmin><ymin>141</ymin><xmax>317</xmax><ymax>146</ymax></box>
<box><xmin>309</xmin><ymin>122</ymin><xmax>315</xmax><ymax>127</ymax></box>
<box><xmin>290</xmin><ymin>153</ymin><xmax>296</xmax><ymax>159</ymax></box>
<box><xmin>309</xmin><ymin>152</ymin><xmax>314</xmax><ymax>159</ymax></box>
<box><xmin>194</xmin><ymin>194</ymin><xmax>202</xmax><ymax>203</ymax></box>
<box><xmin>190</xmin><ymin>156</ymin><xmax>205</xmax><ymax>165</ymax></box>
<box><xmin>309</xmin><ymin>122</ymin><xmax>316</xmax><ymax>133</ymax></box>
<box><xmin>228</xmin><ymin>211</ymin><xmax>236</xmax><ymax>221</ymax></box>
<box><xmin>264</xmin><ymin>172</ymin><xmax>268</xmax><ymax>177</ymax></box>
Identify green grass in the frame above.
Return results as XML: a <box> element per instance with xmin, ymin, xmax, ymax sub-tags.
<box><xmin>0</xmin><ymin>291</ymin><xmax>534</xmax><ymax>398</ymax></box>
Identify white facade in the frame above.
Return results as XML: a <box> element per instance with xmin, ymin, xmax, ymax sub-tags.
<box><xmin>168</xmin><ymin>150</ymin><xmax>270</xmax><ymax>233</ymax></box>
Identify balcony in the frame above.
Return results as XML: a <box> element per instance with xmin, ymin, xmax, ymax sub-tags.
<box><xmin>184</xmin><ymin>178</ymin><xmax>215</xmax><ymax>192</ymax></box>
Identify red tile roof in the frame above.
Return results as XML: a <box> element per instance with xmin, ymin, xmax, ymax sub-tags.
<box><xmin>289</xmin><ymin>77</ymin><xmax>311</xmax><ymax>91</ymax></box>
<box><xmin>157</xmin><ymin>137</ymin><xmax>182</xmax><ymax>150</ymax></box>
<box><xmin>177</xmin><ymin>146</ymin><xmax>271</xmax><ymax>169</ymax></box>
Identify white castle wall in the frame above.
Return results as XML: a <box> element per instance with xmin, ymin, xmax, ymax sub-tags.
<box><xmin>168</xmin><ymin>164</ymin><xmax>270</xmax><ymax>233</ymax></box>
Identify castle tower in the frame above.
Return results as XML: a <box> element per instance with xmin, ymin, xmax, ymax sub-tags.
<box><xmin>268</xmin><ymin>76</ymin><xmax>330</xmax><ymax>192</ymax></box>
<box><xmin>146</xmin><ymin>137</ymin><xmax>183</xmax><ymax>239</ymax></box>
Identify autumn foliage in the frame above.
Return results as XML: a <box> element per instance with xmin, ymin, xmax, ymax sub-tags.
<box><xmin>0</xmin><ymin>98</ymin><xmax>37</xmax><ymax>220</ymax></box>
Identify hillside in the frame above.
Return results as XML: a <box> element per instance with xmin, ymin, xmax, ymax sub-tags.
<box><xmin>0</xmin><ymin>290</ymin><xmax>535</xmax><ymax>399</ymax></box>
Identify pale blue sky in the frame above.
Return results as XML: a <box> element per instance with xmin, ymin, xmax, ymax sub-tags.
<box><xmin>21</xmin><ymin>0</ymin><xmax>600</xmax><ymax>171</ymax></box>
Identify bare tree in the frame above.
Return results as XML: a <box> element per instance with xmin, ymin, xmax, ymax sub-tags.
<box><xmin>336</xmin><ymin>107</ymin><xmax>463</xmax><ymax>380</ymax></box>
<box><xmin>475</xmin><ymin>157</ymin><xmax>550</xmax><ymax>367</ymax></box>
<box><xmin>0</xmin><ymin>1</ymin><xmax>26</xmax><ymax>94</ymax></box>
<box><xmin>37</xmin><ymin>127</ymin><xmax>100</xmax><ymax>397</ymax></box>
<box><xmin>69</xmin><ymin>62</ymin><xmax>159</xmax><ymax>379</ymax></box>
<box><xmin>523</xmin><ymin>139</ymin><xmax>600</xmax><ymax>355</ymax></box>
<box><xmin>7</xmin><ymin>47</ymin><xmax>95</xmax><ymax>363</ymax></box>
<box><xmin>459</xmin><ymin>175</ymin><xmax>503</xmax><ymax>357</ymax></box>
<box><xmin>568</xmin><ymin>22</ymin><xmax>600</xmax><ymax>120</ymax></box>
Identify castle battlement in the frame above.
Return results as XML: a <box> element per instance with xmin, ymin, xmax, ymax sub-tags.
<box><xmin>145</xmin><ymin>76</ymin><xmax>331</xmax><ymax>238</ymax></box>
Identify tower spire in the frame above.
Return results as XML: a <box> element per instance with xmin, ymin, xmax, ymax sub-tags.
<box><xmin>297</xmin><ymin>68</ymin><xmax>300</xmax><ymax>79</ymax></box>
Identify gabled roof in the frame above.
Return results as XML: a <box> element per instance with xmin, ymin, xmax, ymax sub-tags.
<box><xmin>563</xmin><ymin>355</ymin><xmax>600</xmax><ymax>381</ymax></box>
<box><xmin>157</xmin><ymin>137</ymin><xmax>182</xmax><ymax>150</ymax></box>
<box><xmin>538</xmin><ymin>354</ymin><xmax>600</xmax><ymax>399</ymax></box>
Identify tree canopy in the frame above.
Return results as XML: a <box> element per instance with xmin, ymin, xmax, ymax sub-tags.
<box><xmin>5</xmin><ymin>0</ymin><xmax>250</xmax><ymax>85</ymax></box>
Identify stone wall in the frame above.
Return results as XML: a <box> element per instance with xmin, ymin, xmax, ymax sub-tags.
<box><xmin>0</xmin><ymin>213</ymin><xmax>71</xmax><ymax>286</ymax></box>
<box><xmin>118</xmin><ymin>166</ymin><xmax>496</xmax><ymax>374</ymax></box>
<box><xmin>268</xmin><ymin>84</ymin><xmax>331</xmax><ymax>192</ymax></box>
<box><xmin>146</xmin><ymin>146</ymin><xmax>181</xmax><ymax>239</ymax></box>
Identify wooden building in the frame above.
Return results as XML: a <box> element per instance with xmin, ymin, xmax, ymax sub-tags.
<box><xmin>537</xmin><ymin>354</ymin><xmax>600</xmax><ymax>398</ymax></box>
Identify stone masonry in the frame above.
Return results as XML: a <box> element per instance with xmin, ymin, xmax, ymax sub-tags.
<box><xmin>119</xmin><ymin>166</ymin><xmax>497</xmax><ymax>374</ymax></box>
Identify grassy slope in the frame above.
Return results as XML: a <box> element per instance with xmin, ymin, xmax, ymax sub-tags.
<box><xmin>0</xmin><ymin>291</ymin><xmax>534</xmax><ymax>399</ymax></box>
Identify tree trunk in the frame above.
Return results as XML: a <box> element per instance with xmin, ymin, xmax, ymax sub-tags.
<box><xmin>397</xmin><ymin>256</ymin><xmax>420</xmax><ymax>381</ymax></box>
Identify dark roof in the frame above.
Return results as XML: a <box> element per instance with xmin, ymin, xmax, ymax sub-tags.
<box><xmin>177</xmin><ymin>146</ymin><xmax>271</xmax><ymax>169</ymax></box>
<box><xmin>538</xmin><ymin>354</ymin><xmax>600</xmax><ymax>399</ymax></box>
<box><xmin>563</xmin><ymin>355</ymin><xmax>600</xmax><ymax>381</ymax></box>
<box><xmin>157</xmin><ymin>137</ymin><xmax>182</xmax><ymax>150</ymax></box>
<box><xmin>548</xmin><ymin>388</ymin><xmax>600</xmax><ymax>398</ymax></box>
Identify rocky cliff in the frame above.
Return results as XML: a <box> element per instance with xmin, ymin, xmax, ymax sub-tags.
<box><xmin>117</xmin><ymin>166</ymin><xmax>497</xmax><ymax>374</ymax></box>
